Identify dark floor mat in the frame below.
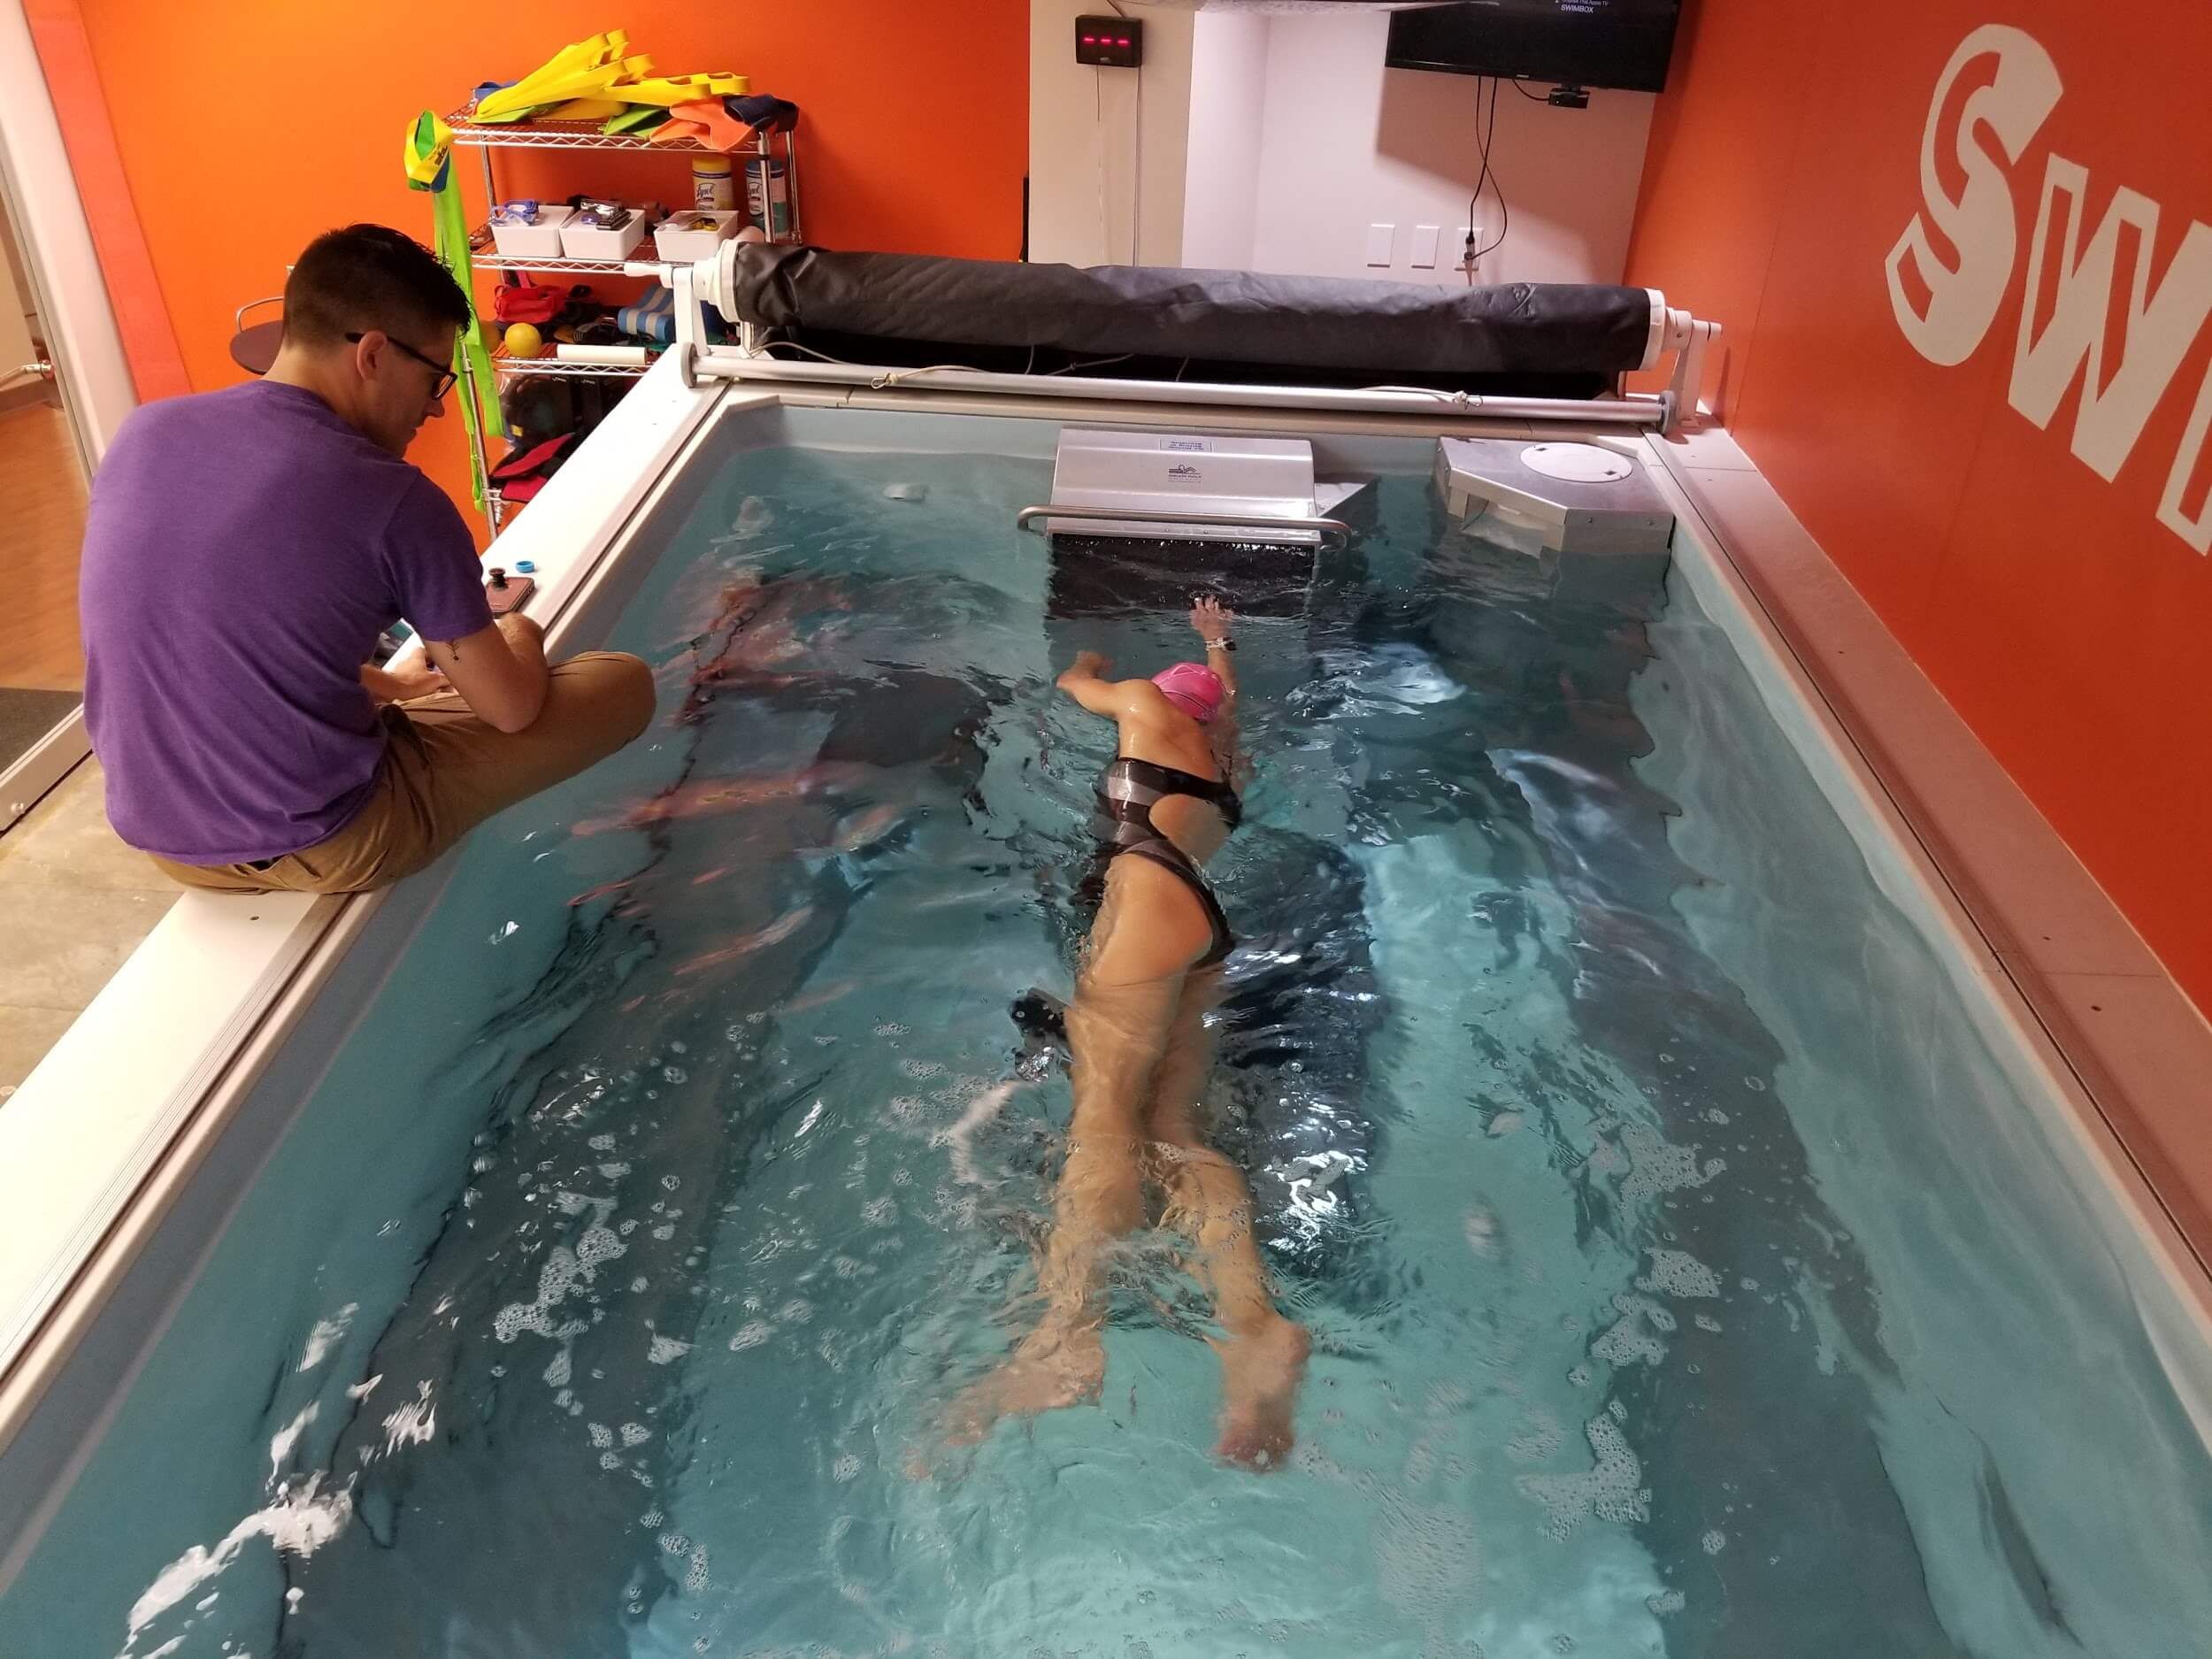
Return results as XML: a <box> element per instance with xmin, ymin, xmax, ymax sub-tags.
<box><xmin>0</xmin><ymin>688</ymin><xmax>81</xmax><ymax>772</ymax></box>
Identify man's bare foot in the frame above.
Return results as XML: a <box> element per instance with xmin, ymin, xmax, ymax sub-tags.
<box><xmin>945</xmin><ymin>1319</ymin><xmax>1106</xmax><ymax>1445</ymax></box>
<box><xmin>1213</xmin><ymin>1317</ymin><xmax>1310</xmax><ymax>1471</ymax></box>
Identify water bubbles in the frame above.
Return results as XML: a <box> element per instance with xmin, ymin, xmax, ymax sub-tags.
<box><xmin>577</xmin><ymin>1226</ymin><xmax>626</xmax><ymax>1268</ymax></box>
<box><xmin>621</xmin><ymin>1424</ymin><xmax>651</xmax><ymax>1446</ymax></box>
<box><xmin>1647</xmin><ymin>1589</ymin><xmax>1686</xmax><ymax>1615</ymax></box>
<box><xmin>1618</xmin><ymin>1124</ymin><xmax>1718</xmax><ymax>1205</ymax></box>
<box><xmin>1517</xmin><ymin>1416</ymin><xmax>1649</xmax><ymax>1539</ymax></box>
<box><xmin>1640</xmin><ymin>1248</ymin><xmax>1722</xmax><ymax>1299</ymax></box>
<box><xmin>728</xmin><ymin>1322</ymin><xmax>772</xmax><ymax>1351</ymax></box>
<box><xmin>832</xmin><ymin>1453</ymin><xmax>862</xmax><ymax>1482</ymax></box>
<box><xmin>685</xmin><ymin>1544</ymin><xmax>710</xmax><ymax>1593</ymax></box>
<box><xmin>647</xmin><ymin>1335</ymin><xmax>692</xmax><ymax>1365</ymax></box>
<box><xmin>597</xmin><ymin>1162</ymin><xmax>632</xmax><ymax>1180</ymax></box>
<box><xmin>589</xmin><ymin>1423</ymin><xmax>614</xmax><ymax>1448</ymax></box>
<box><xmin>1701</xmin><ymin>1528</ymin><xmax>1727</xmax><ymax>1555</ymax></box>
<box><xmin>1591</xmin><ymin>1300</ymin><xmax>1667</xmax><ymax>1367</ymax></box>
<box><xmin>1694</xmin><ymin>1314</ymin><xmax>1723</xmax><ymax>1333</ymax></box>
<box><xmin>874</xmin><ymin>1022</ymin><xmax>909</xmax><ymax>1037</ymax></box>
<box><xmin>659</xmin><ymin>1532</ymin><xmax>691</xmax><ymax>1555</ymax></box>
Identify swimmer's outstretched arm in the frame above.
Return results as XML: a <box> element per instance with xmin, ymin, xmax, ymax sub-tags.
<box><xmin>1056</xmin><ymin>651</ymin><xmax>1141</xmax><ymax>721</ymax></box>
<box><xmin>1190</xmin><ymin>599</ymin><xmax>1246</xmax><ymax>781</ymax></box>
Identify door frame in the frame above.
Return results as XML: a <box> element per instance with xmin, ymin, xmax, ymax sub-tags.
<box><xmin>0</xmin><ymin>0</ymin><xmax>138</xmax><ymax>829</ymax></box>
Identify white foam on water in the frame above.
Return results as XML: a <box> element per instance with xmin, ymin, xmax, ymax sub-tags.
<box><xmin>1590</xmin><ymin>1304</ymin><xmax>1666</xmax><ymax>1368</ymax></box>
<box><xmin>728</xmin><ymin>1321</ymin><xmax>772</xmax><ymax>1351</ymax></box>
<box><xmin>124</xmin><ymin>1475</ymin><xmax>354</xmax><ymax>1647</ymax></box>
<box><xmin>1517</xmin><ymin>1417</ymin><xmax>1650</xmax><ymax>1540</ymax></box>
<box><xmin>1640</xmin><ymin>1248</ymin><xmax>1722</xmax><ymax>1299</ymax></box>
<box><xmin>1617</xmin><ymin>1125</ymin><xmax>1721</xmax><ymax>1205</ymax></box>
<box><xmin>267</xmin><ymin>1405</ymin><xmax>318</xmax><ymax>1482</ymax></box>
<box><xmin>296</xmin><ymin>1304</ymin><xmax>357</xmax><ymax>1373</ymax></box>
<box><xmin>647</xmin><ymin>1335</ymin><xmax>692</xmax><ymax>1365</ymax></box>
<box><xmin>381</xmin><ymin>1383</ymin><xmax>436</xmax><ymax>1456</ymax></box>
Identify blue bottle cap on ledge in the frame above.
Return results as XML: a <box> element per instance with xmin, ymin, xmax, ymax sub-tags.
<box><xmin>514</xmin><ymin>560</ymin><xmax>537</xmax><ymax>574</ymax></box>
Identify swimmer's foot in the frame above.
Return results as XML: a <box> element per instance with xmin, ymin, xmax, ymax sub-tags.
<box><xmin>945</xmin><ymin>1317</ymin><xmax>1105</xmax><ymax>1445</ymax></box>
<box><xmin>1213</xmin><ymin>1316</ymin><xmax>1310</xmax><ymax>1471</ymax></box>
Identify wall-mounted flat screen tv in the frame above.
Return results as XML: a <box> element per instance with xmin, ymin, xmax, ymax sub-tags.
<box><xmin>1385</xmin><ymin>1</ymin><xmax>1684</xmax><ymax>94</ymax></box>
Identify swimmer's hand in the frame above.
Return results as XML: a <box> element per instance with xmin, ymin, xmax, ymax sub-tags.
<box><xmin>1191</xmin><ymin>597</ymin><xmax>1234</xmax><ymax>643</ymax></box>
<box><xmin>1068</xmin><ymin>649</ymin><xmax>1112</xmax><ymax>677</ymax></box>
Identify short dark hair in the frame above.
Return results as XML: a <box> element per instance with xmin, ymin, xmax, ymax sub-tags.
<box><xmin>282</xmin><ymin>224</ymin><xmax>470</xmax><ymax>349</ymax></box>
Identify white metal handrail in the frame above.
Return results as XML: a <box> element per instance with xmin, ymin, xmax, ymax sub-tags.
<box><xmin>1016</xmin><ymin>502</ymin><xmax>1352</xmax><ymax>548</ymax></box>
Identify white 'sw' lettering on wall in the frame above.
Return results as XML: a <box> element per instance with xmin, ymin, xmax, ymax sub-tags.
<box><xmin>1886</xmin><ymin>25</ymin><xmax>2212</xmax><ymax>553</ymax></box>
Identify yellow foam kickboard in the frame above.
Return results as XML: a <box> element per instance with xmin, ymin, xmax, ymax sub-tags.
<box><xmin>473</xmin><ymin>32</ymin><xmax>630</xmax><ymax>119</ymax></box>
<box><xmin>604</xmin><ymin>72</ymin><xmax>751</xmax><ymax>107</ymax></box>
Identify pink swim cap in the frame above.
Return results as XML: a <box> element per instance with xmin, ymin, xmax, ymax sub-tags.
<box><xmin>1152</xmin><ymin>662</ymin><xmax>1226</xmax><ymax>723</ymax></box>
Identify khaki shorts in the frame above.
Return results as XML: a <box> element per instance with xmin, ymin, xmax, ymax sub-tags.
<box><xmin>152</xmin><ymin>652</ymin><xmax>656</xmax><ymax>895</ymax></box>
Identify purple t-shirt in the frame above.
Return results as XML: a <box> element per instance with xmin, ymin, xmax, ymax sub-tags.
<box><xmin>81</xmin><ymin>380</ymin><xmax>493</xmax><ymax>864</ymax></box>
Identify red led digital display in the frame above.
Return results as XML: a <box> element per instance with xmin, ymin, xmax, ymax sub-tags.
<box><xmin>1074</xmin><ymin>14</ymin><xmax>1143</xmax><ymax>67</ymax></box>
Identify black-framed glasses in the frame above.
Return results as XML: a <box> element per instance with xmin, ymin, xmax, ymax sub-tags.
<box><xmin>345</xmin><ymin>330</ymin><xmax>458</xmax><ymax>401</ymax></box>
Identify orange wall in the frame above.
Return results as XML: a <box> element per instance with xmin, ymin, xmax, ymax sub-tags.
<box><xmin>1627</xmin><ymin>1</ymin><xmax>2212</xmax><ymax>1013</ymax></box>
<box><xmin>51</xmin><ymin>1</ymin><xmax>1029</xmax><ymax>539</ymax></box>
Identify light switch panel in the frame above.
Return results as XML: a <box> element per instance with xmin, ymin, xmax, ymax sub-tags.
<box><xmin>1365</xmin><ymin>223</ymin><xmax>1395</xmax><ymax>267</ymax></box>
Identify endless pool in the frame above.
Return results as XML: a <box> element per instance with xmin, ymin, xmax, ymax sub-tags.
<box><xmin>0</xmin><ymin>385</ymin><xmax>2207</xmax><ymax>1657</ymax></box>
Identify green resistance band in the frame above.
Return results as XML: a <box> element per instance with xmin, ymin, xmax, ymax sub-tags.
<box><xmin>405</xmin><ymin>111</ymin><xmax>506</xmax><ymax>510</ymax></box>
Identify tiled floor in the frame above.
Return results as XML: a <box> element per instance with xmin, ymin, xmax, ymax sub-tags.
<box><xmin>0</xmin><ymin>759</ymin><xmax>175</xmax><ymax>1104</ymax></box>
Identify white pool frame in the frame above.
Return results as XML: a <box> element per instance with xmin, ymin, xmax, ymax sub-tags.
<box><xmin>3</xmin><ymin>359</ymin><xmax>2208</xmax><ymax>1585</ymax></box>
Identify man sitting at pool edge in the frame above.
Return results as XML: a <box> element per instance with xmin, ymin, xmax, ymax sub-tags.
<box><xmin>80</xmin><ymin>224</ymin><xmax>654</xmax><ymax>895</ymax></box>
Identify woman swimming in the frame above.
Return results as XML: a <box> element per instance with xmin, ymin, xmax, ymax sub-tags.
<box><xmin>952</xmin><ymin>599</ymin><xmax>1310</xmax><ymax>1469</ymax></box>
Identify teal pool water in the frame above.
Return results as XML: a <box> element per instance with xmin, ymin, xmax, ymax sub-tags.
<box><xmin>6</xmin><ymin>426</ymin><xmax>2208</xmax><ymax>1658</ymax></box>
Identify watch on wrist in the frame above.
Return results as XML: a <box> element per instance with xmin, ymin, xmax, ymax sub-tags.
<box><xmin>1210</xmin><ymin>636</ymin><xmax>1236</xmax><ymax>652</ymax></box>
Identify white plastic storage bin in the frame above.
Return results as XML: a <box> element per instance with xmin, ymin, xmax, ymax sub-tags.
<box><xmin>488</xmin><ymin>203</ymin><xmax>572</xmax><ymax>260</ymax></box>
<box><xmin>559</xmin><ymin>204</ymin><xmax>646</xmax><ymax>262</ymax></box>
<box><xmin>653</xmin><ymin>210</ymin><xmax>739</xmax><ymax>264</ymax></box>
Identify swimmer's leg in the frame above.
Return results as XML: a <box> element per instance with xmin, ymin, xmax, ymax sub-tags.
<box><xmin>1145</xmin><ymin>970</ymin><xmax>1310</xmax><ymax>1471</ymax></box>
<box><xmin>949</xmin><ymin>857</ymin><xmax>1209</xmax><ymax>1442</ymax></box>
